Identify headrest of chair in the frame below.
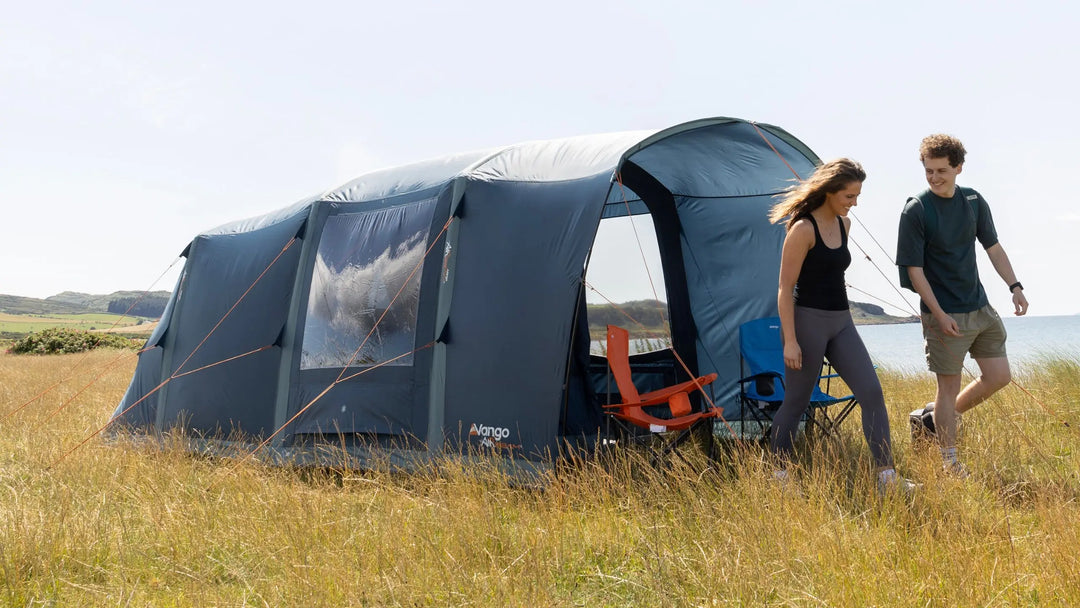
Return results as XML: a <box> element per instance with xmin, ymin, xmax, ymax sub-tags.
<box><xmin>755</xmin><ymin>376</ymin><xmax>775</xmax><ymax>397</ymax></box>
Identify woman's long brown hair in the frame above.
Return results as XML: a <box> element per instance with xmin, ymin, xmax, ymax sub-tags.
<box><xmin>769</xmin><ymin>158</ymin><xmax>866</xmax><ymax>230</ymax></box>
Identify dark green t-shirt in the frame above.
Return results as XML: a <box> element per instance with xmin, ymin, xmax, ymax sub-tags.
<box><xmin>896</xmin><ymin>187</ymin><xmax>998</xmax><ymax>314</ymax></box>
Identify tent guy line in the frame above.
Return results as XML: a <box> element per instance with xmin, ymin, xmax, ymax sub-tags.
<box><xmin>53</xmin><ymin>212</ymin><xmax>456</xmax><ymax>469</ymax></box>
<box><xmin>217</xmin><ymin>341</ymin><xmax>437</xmax><ymax>486</ymax></box>
<box><xmin>48</xmin><ymin>236</ymin><xmax>300</xmax><ymax>469</ymax></box>
<box><xmin>170</xmin><ymin>237</ymin><xmax>298</xmax><ymax>379</ymax></box>
<box><xmin>43</xmin><ymin>350</ymin><xmax>138</xmax><ymax>423</ymax></box>
<box><xmin>1</xmin><ymin>259</ymin><xmax>184</xmax><ymax>424</ymax></box>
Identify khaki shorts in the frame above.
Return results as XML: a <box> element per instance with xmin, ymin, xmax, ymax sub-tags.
<box><xmin>922</xmin><ymin>304</ymin><xmax>1008</xmax><ymax>375</ymax></box>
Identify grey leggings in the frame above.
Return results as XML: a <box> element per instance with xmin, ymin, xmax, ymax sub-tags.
<box><xmin>769</xmin><ymin>306</ymin><xmax>894</xmax><ymax>468</ymax></box>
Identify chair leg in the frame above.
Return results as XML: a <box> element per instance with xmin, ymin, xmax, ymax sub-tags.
<box><xmin>833</xmin><ymin>400</ymin><xmax>858</xmax><ymax>430</ymax></box>
<box><xmin>804</xmin><ymin>408</ymin><xmax>843</xmax><ymax>443</ymax></box>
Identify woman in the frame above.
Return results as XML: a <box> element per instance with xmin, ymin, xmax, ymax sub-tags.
<box><xmin>768</xmin><ymin>158</ymin><xmax>913</xmax><ymax>493</ymax></box>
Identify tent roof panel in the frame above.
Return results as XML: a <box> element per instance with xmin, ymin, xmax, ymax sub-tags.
<box><xmin>466</xmin><ymin>131</ymin><xmax>654</xmax><ymax>183</ymax></box>
<box><xmin>202</xmin><ymin>196</ymin><xmax>317</xmax><ymax>237</ymax></box>
<box><xmin>322</xmin><ymin>149</ymin><xmax>497</xmax><ymax>203</ymax></box>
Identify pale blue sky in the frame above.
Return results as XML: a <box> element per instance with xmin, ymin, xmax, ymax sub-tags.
<box><xmin>2</xmin><ymin>1</ymin><xmax>1077</xmax><ymax>316</ymax></box>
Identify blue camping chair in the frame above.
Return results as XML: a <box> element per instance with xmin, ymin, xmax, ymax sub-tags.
<box><xmin>736</xmin><ymin>316</ymin><xmax>858</xmax><ymax>441</ymax></box>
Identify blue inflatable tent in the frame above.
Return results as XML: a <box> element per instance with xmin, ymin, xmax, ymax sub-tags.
<box><xmin>113</xmin><ymin>117</ymin><xmax>820</xmax><ymax>470</ymax></box>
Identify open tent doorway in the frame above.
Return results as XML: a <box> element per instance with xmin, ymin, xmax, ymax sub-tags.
<box><xmin>583</xmin><ymin>213</ymin><xmax>672</xmax><ymax>356</ymax></box>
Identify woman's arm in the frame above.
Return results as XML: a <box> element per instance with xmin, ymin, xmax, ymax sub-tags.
<box><xmin>778</xmin><ymin>220</ymin><xmax>813</xmax><ymax>370</ymax></box>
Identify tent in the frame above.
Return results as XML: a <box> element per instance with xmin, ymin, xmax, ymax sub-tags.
<box><xmin>113</xmin><ymin>117</ymin><xmax>820</xmax><ymax>471</ymax></box>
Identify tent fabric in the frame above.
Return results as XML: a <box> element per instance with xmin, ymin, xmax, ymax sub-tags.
<box><xmin>113</xmin><ymin>116</ymin><xmax>821</xmax><ymax>471</ymax></box>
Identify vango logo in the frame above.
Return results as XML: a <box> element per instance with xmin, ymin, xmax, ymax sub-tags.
<box><xmin>469</xmin><ymin>423</ymin><xmax>519</xmax><ymax>449</ymax></box>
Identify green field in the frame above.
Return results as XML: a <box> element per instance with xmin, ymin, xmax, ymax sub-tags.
<box><xmin>1</xmin><ymin>352</ymin><xmax>1077</xmax><ymax>605</ymax></box>
<box><xmin>0</xmin><ymin>312</ymin><xmax>150</xmax><ymax>335</ymax></box>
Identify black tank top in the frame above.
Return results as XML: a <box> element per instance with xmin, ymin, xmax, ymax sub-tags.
<box><xmin>794</xmin><ymin>215</ymin><xmax>851</xmax><ymax>311</ymax></box>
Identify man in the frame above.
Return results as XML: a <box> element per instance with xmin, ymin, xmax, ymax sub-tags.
<box><xmin>896</xmin><ymin>134</ymin><xmax>1029</xmax><ymax>476</ymax></box>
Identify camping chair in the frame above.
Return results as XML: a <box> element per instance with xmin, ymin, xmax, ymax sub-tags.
<box><xmin>736</xmin><ymin>316</ymin><xmax>858</xmax><ymax>441</ymax></box>
<box><xmin>602</xmin><ymin>324</ymin><xmax>719</xmax><ymax>461</ymax></box>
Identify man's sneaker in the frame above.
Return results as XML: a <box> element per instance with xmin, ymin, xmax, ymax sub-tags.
<box><xmin>909</xmin><ymin>402</ymin><xmax>936</xmax><ymax>441</ymax></box>
<box><xmin>922</xmin><ymin>402</ymin><xmax>936</xmax><ymax>433</ymax></box>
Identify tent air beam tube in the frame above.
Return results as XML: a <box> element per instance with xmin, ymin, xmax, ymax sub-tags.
<box><xmin>271</xmin><ymin>205</ymin><xmax>318</xmax><ymax>447</ymax></box>
<box><xmin>426</xmin><ymin>177</ymin><xmax>467</xmax><ymax>454</ymax></box>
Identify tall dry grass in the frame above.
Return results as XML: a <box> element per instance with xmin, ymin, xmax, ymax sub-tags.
<box><xmin>0</xmin><ymin>351</ymin><xmax>1077</xmax><ymax>606</ymax></box>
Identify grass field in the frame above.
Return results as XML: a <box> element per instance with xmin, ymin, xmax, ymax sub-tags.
<box><xmin>1</xmin><ymin>351</ymin><xmax>1077</xmax><ymax>606</ymax></box>
<box><xmin>0</xmin><ymin>312</ymin><xmax>153</xmax><ymax>335</ymax></box>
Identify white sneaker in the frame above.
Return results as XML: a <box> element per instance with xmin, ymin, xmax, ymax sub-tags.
<box><xmin>878</xmin><ymin>476</ymin><xmax>920</xmax><ymax>496</ymax></box>
<box><xmin>878</xmin><ymin>468</ymin><xmax>920</xmax><ymax>496</ymax></box>
<box><xmin>772</xmin><ymin>469</ymin><xmax>801</xmax><ymax>495</ymax></box>
<box><xmin>943</xmin><ymin>460</ymin><xmax>971</xmax><ymax>479</ymax></box>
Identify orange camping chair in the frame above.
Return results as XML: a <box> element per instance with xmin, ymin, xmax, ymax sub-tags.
<box><xmin>602</xmin><ymin>325</ymin><xmax>719</xmax><ymax>458</ymax></box>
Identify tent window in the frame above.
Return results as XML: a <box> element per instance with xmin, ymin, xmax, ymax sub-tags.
<box><xmin>585</xmin><ymin>214</ymin><xmax>672</xmax><ymax>355</ymax></box>
<box><xmin>300</xmin><ymin>197</ymin><xmax>438</xmax><ymax>369</ymax></box>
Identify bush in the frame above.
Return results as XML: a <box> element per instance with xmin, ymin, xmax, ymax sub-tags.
<box><xmin>8</xmin><ymin>327</ymin><xmax>140</xmax><ymax>355</ymax></box>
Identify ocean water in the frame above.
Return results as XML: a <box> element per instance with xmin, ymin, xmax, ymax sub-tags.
<box><xmin>856</xmin><ymin>314</ymin><xmax>1080</xmax><ymax>372</ymax></box>
<box><xmin>590</xmin><ymin>315</ymin><xmax>1080</xmax><ymax>372</ymax></box>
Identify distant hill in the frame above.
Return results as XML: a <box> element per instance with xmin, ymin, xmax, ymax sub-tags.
<box><xmin>0</xmin><ymin>294</ymin><xmax>89</xmax><ymax>315</ymax></box>
<box><xmin>849</xmin><ymin>301</ymin><xmax>918</xmax><ymax>325</ymax></box>
<box><xmin>0</xmin><ymin>291</ymin><xmax>171</xmax><ymax>318</ymax></box>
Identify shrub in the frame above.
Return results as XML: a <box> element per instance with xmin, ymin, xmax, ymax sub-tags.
<box><xmin>8</xmin><ymin>327</ymin><xmax>140</xmax><ymax>355</ymax></box>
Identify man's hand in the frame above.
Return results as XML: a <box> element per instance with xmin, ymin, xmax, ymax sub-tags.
<box><xmin>1013</xmin><ymin>289</ymin><xmax>1029</xmax><ymax>316</ymax></box>
<box><xmin>934</xmin><ymin>311</ymin><xmax>962</xmax><ymax>337</ymax></box>
<box><xmin>784</xmin><ymin>341</ymin><xmax>803</xmax><ymax>370</ymax></box>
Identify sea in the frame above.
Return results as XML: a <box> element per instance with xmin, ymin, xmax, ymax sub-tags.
<box><xmin>591</xmin><ymin>314</ymin><xmax>1080</xmax><ymax>372</ymax></box>
<box><xmin>857</xmin><ymin>314</ymin><xmax>1080</xmax><ymax>373</ymax></box>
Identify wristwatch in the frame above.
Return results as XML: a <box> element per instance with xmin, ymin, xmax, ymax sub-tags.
<box><xmin>1008</xmin><ymin>281</ymin><xmax>1023</xmax><ymax>292</ymax></box>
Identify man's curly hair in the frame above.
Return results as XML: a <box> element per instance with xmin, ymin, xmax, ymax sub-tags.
<box><xmin>919</xmin><ymin>134</ymin><xmax>966</xmax><ymax>168</ymax></box>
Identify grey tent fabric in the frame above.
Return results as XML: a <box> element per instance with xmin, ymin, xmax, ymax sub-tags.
<box><xmin>113</xmin><ymin>117</ymin><xmax>821</xmax><ymax>471</ymax></box>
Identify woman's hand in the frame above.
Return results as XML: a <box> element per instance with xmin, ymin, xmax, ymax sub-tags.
<box><xmin>784</xmin><ymin>341</ymin><xmax>803</xmax><ymax>370</ymax></box>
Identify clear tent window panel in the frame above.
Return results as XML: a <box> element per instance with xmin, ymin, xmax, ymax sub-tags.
<box><xmin>301</xmin><ymin>198</ymin><xmax>438</xmax><ymax>369</ymax></box>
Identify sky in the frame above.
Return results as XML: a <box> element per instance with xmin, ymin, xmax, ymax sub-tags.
<box><xmin>2</xmin><ymin>1</ymin><xmax>1077</xmax><ymax>317</ymax></box>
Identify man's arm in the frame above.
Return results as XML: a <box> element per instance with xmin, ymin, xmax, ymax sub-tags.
<box><xmin>907</xmin><ymin>266</ymin><xmax>961</xmax><ymax>337</ymax></box>
<box><xmin>985</xmin><ymin>243</ymin><xmax>1029</xmax><ymax>316</ymax></box>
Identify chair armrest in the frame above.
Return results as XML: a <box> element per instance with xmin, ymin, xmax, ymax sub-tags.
<box><xmin>737</xmin><ymin>371</ymin><xmax>784</xmax><ymax>386</ymax></box>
